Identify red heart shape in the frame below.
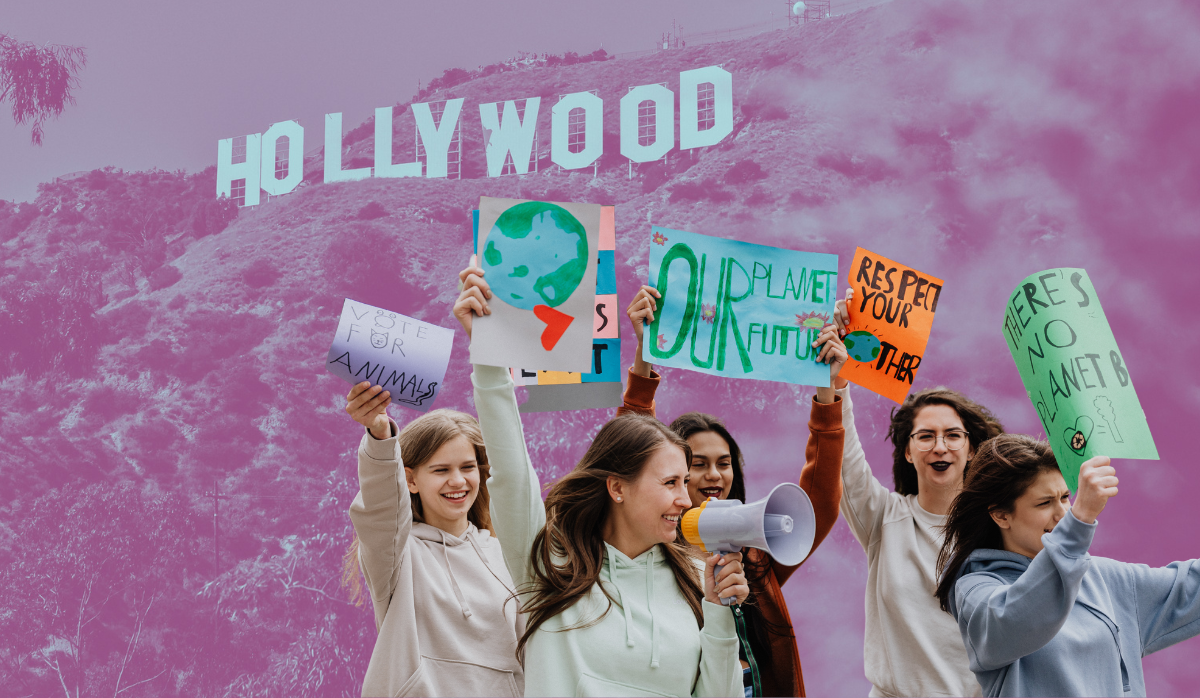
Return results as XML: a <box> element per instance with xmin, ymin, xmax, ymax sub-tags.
<box><xmin>533</xmin><ymin>305</ymin><xmax>574</xmax><ymax>351</ymax></box>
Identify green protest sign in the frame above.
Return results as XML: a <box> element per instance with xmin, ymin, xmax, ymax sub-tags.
<box><xmin>1003</xmin><ymin>268</ymin><xmax>1158</xmax><ymax>490</ymax></box>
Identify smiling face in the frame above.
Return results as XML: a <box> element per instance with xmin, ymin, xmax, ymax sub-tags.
<box><xmin>686</xmin><ymin>430</ymin><xmax>735</xmax><ymax>506</ymax></box>
<box><xmin>610</xmin><ymin>442</ymin><xmax>693</xmax><ymax>553</ymax></box>
<box><xmin>991</xmin><ymin>468</ymin><xmax>1071</xmax><ymax>558</ymax></box>
<box><xmin>405</xmin><ymin>434</ymin><xmax>480</xmax><ymax>538</ymax></box>
<box><xmin>906</xmin><ymin>404</ymin><xmax>974</xmax><ymax>493</ymax></box>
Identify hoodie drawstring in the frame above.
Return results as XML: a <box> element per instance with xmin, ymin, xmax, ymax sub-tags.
<box><xmin>607</xmin><ymin>546</ymin><xmax>636</xmax><ymax>648</ymax></box>
<box><xmin>646</xmin><ymin>547</ymin><xmax>659</xmax><ymax>669</ymax></box>
<box><xmin>439</xmin><ymin>530</ymin><xmax>472</xmax><ymax>618</ymax></box>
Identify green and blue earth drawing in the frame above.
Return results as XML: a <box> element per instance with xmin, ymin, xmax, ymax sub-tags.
<box><xmin>481</xmin><ymin>201</ymin><xmax>589</xmax><ymax>311</ymax></box>
<box><xmin>843</xmin><ymin>330</ymin><xmax>881</xmax><ymax>362</ymax></box>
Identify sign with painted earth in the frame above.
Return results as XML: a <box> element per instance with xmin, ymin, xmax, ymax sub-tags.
<box><xmin>481</xmin><ymin>201</ymin><xmax>588</xmax><ymax>310</ymax></box>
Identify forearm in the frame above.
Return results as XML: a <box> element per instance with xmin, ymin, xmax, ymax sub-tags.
<box><xmin>348</xmin><ymin>424</ymin><xmax>410</xmax><ymax>603</ymax></box>
<box><xmin>959</xmin><ymin>511</ymin><xmax>1095</xmax><ymax>669</ymax></box>
<box><xmin>473</xmin><ymin>364</ymin><xmax>546</xmax><ymax>587</ymax></box>
<box><xmin>618</xmin><ymin>366</ymin><xmax>660</xmax><ymax>417</ymax></box>
<box><xmin>632</xmin><ymin>337</ymin><xmax>653</xmax><ymax>378</ymax></box>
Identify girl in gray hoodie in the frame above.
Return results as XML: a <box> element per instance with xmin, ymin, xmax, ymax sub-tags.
<box><xmin>936</xmin><ymin>435</ymin><xmax>1200</xmax><ymax>697</ymax></box>
<box><xmin>342</xmin><ymin>382</ymin><xmax>525</xmax><ymax>697</ymax></box>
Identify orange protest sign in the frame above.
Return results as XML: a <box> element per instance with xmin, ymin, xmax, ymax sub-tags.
<box><xmin>839</xmin><ymin>248</ymin><xmax>943</xmax><ymax>403</ymax></box>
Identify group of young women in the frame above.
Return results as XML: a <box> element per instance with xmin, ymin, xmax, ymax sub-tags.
<box><xmin>338</xmin><ymin>270</ymin><xmax>1200</xmax><ymax>697</ymax></box>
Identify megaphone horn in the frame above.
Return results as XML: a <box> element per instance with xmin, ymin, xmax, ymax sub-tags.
<box><xmin>680</xmin><ymin>482</ymin><xmax>816</xmax><ymax>605</ymax></box>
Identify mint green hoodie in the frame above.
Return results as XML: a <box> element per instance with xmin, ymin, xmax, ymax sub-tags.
<box><xmin>473</xmin><ymin>365</ymin><xmax>743</xmax><ymax>698</ymax></box>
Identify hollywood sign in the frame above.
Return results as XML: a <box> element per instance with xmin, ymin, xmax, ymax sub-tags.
<box><xmin>217</xmin><ymin>65</ymin><xmax>733</xmax><ymax>207</ymax></box>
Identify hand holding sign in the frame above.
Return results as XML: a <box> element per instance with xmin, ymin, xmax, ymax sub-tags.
<box><xmin>453</xmin><ymin>257</ymin><xmax>491</xmax><ymax>339</ymax></box>
<box><xmin>345</xmin><ymin>382</ymin><xmax>392</xmax><ymax>440</ymax></box>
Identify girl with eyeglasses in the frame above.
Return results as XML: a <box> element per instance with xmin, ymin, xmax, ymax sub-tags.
<box><xmin>832</xmin><ymin>288</ymin><xmax>1004</xmax><ymax>698</ymax></box>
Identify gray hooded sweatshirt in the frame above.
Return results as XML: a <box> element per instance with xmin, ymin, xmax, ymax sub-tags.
<box><xmin>947</xmin><ymin>509</ymin><xmax>1200</xmax><ymax>697</ymax></box>
<box><xmin>349</xmin><ymin>427</ymin><xmax>525</xmax><ymax>698</ymax></box>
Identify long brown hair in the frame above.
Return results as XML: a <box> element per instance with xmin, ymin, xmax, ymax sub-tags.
<box><xmin>341</xmin><ymin>409</ymin><xmax>493</xmax><ymax>606</ymax></box>
<box><xmin>934</xmin><ymin>435</ymin><xmax>1060</xmax><ymax>612</ymax></box>
<box><xmin>887</xmin><ymin>387</ymin><xmax>1005</xmax><ymax>495</ymax></box>
<box><xmin>517</xmin><ymin>412</ymin><xmax>704</xmax><ymax>658</ymax></box>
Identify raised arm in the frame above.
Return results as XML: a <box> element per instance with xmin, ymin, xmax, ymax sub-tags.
<box><xmin>619</xmin><ymin>285</ymin><xmax>662</xmax><ymax>417</ymax></box>
<box><xmin>831</xmin><ymin>288</ymin><xmax>891</xmax><ymax>549</ymax></box>
<box><xmin>954</xmin><ymin>458</ymin><xmax>1116</xmax><ymax>670</ymax></box>
<box><xmin>344</xmin><ymin>382</ymin><xmax>409</xmax><ymax>630</ymax></box>
<box><xmin>954</xmin><ymin>509</ymin><xmax>1095</xmax><ymax>670</ymax></box>
<box><xmin>773</xmin><ymin>324</ymin><xmax>847</xmax><ymax>585</ymax></box>
<box><xmin>453</xmin><ymin>260</ymin><xmax>546</xmax><ymax>589</ymax></box>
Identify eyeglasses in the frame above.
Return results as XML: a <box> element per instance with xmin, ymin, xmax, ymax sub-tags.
<box><xmin>910</xmin><ymin>430</ymin><xmax>968</xmax><ymax>452</ymax></box>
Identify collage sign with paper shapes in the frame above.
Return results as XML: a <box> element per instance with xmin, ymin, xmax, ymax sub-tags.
<box><xmin>474</xmin><ymin>206</ymin><xmax>623</xmax><ymax>412</ymax></box>
<box><xmin>469</xmin><ymin>196</ymin><xmax>601</xmax><ymax>372</ymax></box>
<box><xmin>645</xmin><ymin>227</ymin><xmax>838</xmax><ymax>387</ymax></box>
<box><xmin>839</xmin><ymin>248</ymin><xmax>943</xmax><ymax>403</ymax></box>
<box><xmin>1003</xmin><ymin>268</ymin><xmax>1158</xmax><ymax>491</ymax></box>
<box><xmin>325</xmin><ymin>298</ymin><xmax>455</xmax><ymax>413</ymax></box>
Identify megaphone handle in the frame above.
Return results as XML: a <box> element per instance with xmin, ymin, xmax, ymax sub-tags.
<box><xmin>712</xmin><ymin>547</ymin><xmax>739</xmax><ymax>607</ymax></box>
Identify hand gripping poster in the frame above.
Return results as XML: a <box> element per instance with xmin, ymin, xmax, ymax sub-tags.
<box><xmin>1003</xmin><ymin>268</ymin><xmax>1158</xmax><ymax>490</ymax></box>
<box><xmin>469</xmin><ymin>196</ymin><xmax>601</xmax><ymax>372</ymax></box>
<box><xmin>839</xmin><ymin>247</ymin><xmax>943</xmax><ymax>403</ymax></box>
<box><xmin>644</xmin><ymin>227</ymin><xmax>838</xmax><ymax>387</ymax></box>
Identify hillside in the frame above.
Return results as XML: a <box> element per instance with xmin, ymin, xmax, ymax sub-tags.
<box><xmin>3</xmin><ymin>0</ymin><xmax>1200</xmax><ymax>695</ymax></box>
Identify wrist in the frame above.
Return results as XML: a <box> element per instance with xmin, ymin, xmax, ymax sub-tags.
<box><xmin>815</xmin><ymin>386</ymin><xmax>835</xmax><ymax>404</ymax></box>
<box><xmin>833</xmin><ymin>376</ymin><xmax>849</xmax><ymax>389</ymax></box>
<box><xmin>1070</xmin><ymin>502</ymin><xmax>1098</xmax><ymax>525</ymax></box>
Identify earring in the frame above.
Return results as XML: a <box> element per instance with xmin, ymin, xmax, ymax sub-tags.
<box><xmin>616</xmin><ymin>497</ymin><xmax>622</xmax><ymax>502</ymax></box>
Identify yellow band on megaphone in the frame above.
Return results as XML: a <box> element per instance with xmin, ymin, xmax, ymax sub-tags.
<box><xmin>680</xmin><ymin>498</ymin><xmax>711</xmax><ymax>551</ymax></box>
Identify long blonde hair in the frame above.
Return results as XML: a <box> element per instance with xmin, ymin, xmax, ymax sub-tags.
<box><xmin>341</xmin><ymin>409</ymin><xmax>493</xmax><ymax>606</ymax></box>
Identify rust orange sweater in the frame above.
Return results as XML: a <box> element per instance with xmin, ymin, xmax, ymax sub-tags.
<box><xmin>617</xmin><ymin>368</ymin><xmax>844</xmax><ymax>697</ymax></box>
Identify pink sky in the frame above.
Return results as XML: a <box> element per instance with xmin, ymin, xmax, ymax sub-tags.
<box><xmin>0</xmin><ymin>0</ymin><xmax>814</xmax><ymax>201</ymax></box>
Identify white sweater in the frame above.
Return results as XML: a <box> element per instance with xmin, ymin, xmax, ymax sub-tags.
<box><xmin>349</xmin><ymin>428</ymin><xmax>525</xmax><ymax>697</ymax></box>
<box><xmin>837</xmin><ymin>386</ymin><xmax>982</xmax><ymax>698</ymax></box>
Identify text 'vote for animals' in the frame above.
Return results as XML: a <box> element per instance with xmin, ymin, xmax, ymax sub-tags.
<box><xmin>645</xmin><ymin>227</ymin><xmax>838</xmax><ymax>387</ymax></box>
<box><xmin>326</xmin><ymin>299</ymin><xmax>455</xmax><ymax>413</ymax></box>
<box><xmin>1003</xmin><ymin>268</ymin><xmax>1158</xmax><ymax>490</ymax></box>
<box><xmin>840</xmin><ymin>247</ymin><xmax>943</xmax><ymax>403</ymax></box>
<box><xmin>470</xmin><ymin>196</ymin><xmax>600</xmax><ymax>372</ymax></box>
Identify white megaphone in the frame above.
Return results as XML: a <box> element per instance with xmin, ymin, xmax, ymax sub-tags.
<box><xmin>680</xmin><ymin>482</ymin><xmax>816</xmax><ymax>605</ymax></box>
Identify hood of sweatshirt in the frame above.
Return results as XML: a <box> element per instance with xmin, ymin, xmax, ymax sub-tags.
<box><xmin>409</xmin><ymin>522</ymin><xmax>510</xmax><ymax>619</ymax></box>
<box><xmin>947</xmin><ymin>548</ymin><xmax>1032</xmax><ymax>619</ymax></box>
<box><xmin>600</xmin><ymin>542</ymin><xmax>678</xmax><ymax>670</ymax></box>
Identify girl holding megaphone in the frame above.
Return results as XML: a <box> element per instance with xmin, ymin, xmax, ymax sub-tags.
<box><xmin>339</xmin><ymin>387</ymin><xmax>525</xmax><ymax>697</ymax></box>
<box><xmin>623</xmin><ymin>286</ymin><xmax>849</xmax><ymax>698</ymax></box>
<box><xmin>455</xmin><ymin>262</ymin><xmax>750</xmax><ymax>698</ymax></box>
<box><xmin>936</xmin><ymin>437</ymin><xmax>1200</xmax><ymax>697</ymax></box>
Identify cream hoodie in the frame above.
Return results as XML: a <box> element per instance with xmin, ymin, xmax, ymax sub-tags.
<box><xmin>474</xmin><ymin>364</ymin><xmax>742</xmax><ymax>698</ymax></box>
<box><xmin>349</xmin><ymin>427</ymin><xmax>525</xmax><ymax>698</ymax></box>
<box><xmin>837</xmin><ymin>386</ymin><xmax>982</xmax><ymax>698</ymax></box>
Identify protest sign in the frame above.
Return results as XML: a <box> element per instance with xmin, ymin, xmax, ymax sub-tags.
<box><xmin>1003</xmin><ymin>268</ymin><xmax>1158</xmax><ymax>490</ymax></box>
<box><xmin>470</xmin><ymin>196</ymin><xmax>600</xmax><ymax>371</ymax></box>
<box><xmin>326</xmin><ymin>299</ymin><xmax>455</xmax><ymax>413</ymax></box>
<box><xmin>644</xmin><ymin>227</ymin><xmax>837</xmax><ymax>387</ymax></box>
<box><xmin>505</xmin><ymin>205</ymin><xmax>623</xmax><ymax>412</ymax></box>
<box><xmin>839</xmin><ymin>247</ymin><xmax>942</xmax><ymax>403</ymax></box>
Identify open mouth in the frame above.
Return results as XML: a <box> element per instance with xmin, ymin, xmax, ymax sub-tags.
<box><xmin>698</xmin><ymin>487</ymin><xmax>723</xmax><ymax>499</ymax></box>
<box><xmin>663</xmin><ymin>514</ymin><xmax>681</xmax><ymax>525</ymax></box>
<box><xmin>442</xmin><ymin>491</ymin><xmax>469</xmax><ymax>502</ymax></box>
<box><xmin>928</xmin><ymin>461</ymin><xmax>953</xmax><ymax>472</ymax></box>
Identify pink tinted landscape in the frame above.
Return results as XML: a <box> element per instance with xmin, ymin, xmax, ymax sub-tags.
<box><xmin>2</xmin><ymin>0</ymin><xmax>1199</xmax><ymax>695</ymax></box>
